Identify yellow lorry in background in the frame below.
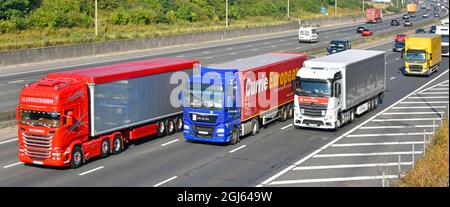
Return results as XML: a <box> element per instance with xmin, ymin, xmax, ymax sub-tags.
<box><xmin>407</xmin><ymin>3</ymin><xmax>417</xmax><ymax>17</ymax></box>
<box><xmin>404</xmin><ymin>34</ymin><xmax>442</xmax><ymax>76</ymax></box>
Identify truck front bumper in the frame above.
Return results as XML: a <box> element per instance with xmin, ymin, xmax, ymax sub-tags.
<box><xmin>18</xmin><ymin>153</ymin><xmax>69</xmax><ymax>167</ymax></box>
<box><xmin>184</xmin><ymin>132</ymin><xmax>230</xmax><ymax>143</ymax></box>
<box><xmin>294</xmin><ymin>116</ymin><xmax>336</xmax><ymax>129</ymax></box>
<box><xmin>183</xmin><ymin>122</ymin><xmax>230</xmax><ymax>143</ymax></box>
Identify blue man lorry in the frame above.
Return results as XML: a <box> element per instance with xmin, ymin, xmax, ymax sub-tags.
<box><xmin>183</xmin><ymin>52</ymin><xmax>307</xmax><ymax>144</ymax></box>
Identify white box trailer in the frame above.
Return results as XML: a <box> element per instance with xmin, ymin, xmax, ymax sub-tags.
<box><xmin>293</xmin><ymin>49</ymin><xmax>386</xmax><ymax>129</ymax></box>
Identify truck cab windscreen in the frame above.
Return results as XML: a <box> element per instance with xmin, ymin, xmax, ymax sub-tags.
<box><xmin>405</xmin><ymin>50</ymin><xmax>426</xmax><ymax>63</ymax></box>
<box><xmin>295</xmin><ymin>79</ymin><xmax>332</xmax><ymax>97</ymax></box>
<box><xmin>20</xmin><ymin>110</ymin><xmax>60</xmax><ymax>128</ymax></box>
<box><xmin>442</xmin><ymin>35</ymin><xmax>449</xmax><ymax>43</ymax></box>
<box><xmin>184</xmin><ymin>83</ymin><xmax>224</xmax><ymax>109</ymax></box>
<box><xmin>329</xmin><ymin>43</ymin><xmax>345</xmax><ymax>50</ymax></box>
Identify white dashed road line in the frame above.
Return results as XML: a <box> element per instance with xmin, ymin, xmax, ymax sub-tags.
<box><xmin>3</xmin><ymin>162</ymin><xmax>22</xmax><ymax>169</ymax></box>
<box><xmin>0</xmin><ymin>138</ymin><xmax>18</xmax><ymax>145</ymax></box>
<box><xmin>281</xmin><ymin>124</ymin><xmax>293</xmax><ymax>130</ymax></box>
<box><xmin>154</xmin><ymin>176</ymin><xmax>178</xmax><ymax>187</ymax></box>
<box><xmin>229</xmin><ymin>145</ymin><xmax>247</xmax><ymax>153</ymax></box>
<box><xmin>79</xmin><ymin>166</ymin><xmax>104</xmax><ymax>176</ymax></box>
<box><xmin>161</xmin><ymin>139</ymin><xmax>179</xmax><ymax>147</ymax></box>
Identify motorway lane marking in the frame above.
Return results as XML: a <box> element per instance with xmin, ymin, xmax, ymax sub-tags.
<box><xmin>428</xmin><ymin>88</ymin><xmax>449</xmax><ymax>91</ymax></box>
<box><xmin>396</xmin><ymin>58</ymin><xmax>400</xmax><ymax>60</ymax></box>
<box><xmin>7</xmin><ymin>80</ymin><xmax>24</xmax><ymax>84</ymax></box>
<box><xmin>382</xmin><ymin>112</ymin><xmax>444</xmax><ymax>115</ymax></box>
<box><xmin>331</xmin><ymin>141</ymin><xmax>427</xmax><ymax>147</ymax></box>
<box><xmin>79</xmin><ymin>166</ymin><xmax>104</xmax><ymax>176</ymax></box>
<box><xmin>229</xmin><ymin>145</ymin><xmax>247</xmax><ymax>153</ymax></box>
<box><xmin>202</xmin><ymin>51</ymin><xmax>210</xmax><ymax>54</ymax></box>
<box><xmin>360</xmin><ymin>125</ymin><xmax>438</xmax><ymax>129</ymax></box>
<box><xmin>0</xmin><ymin>138</ymin><xmax>18</xmax><ymax>145</ymax></box>
<box><xmin>372</xmin><ymin>118</ymin><xmax>443</xmax><ymax>122</ymax></box>
<box><xmin>313</xmin><ymin>151</ymin><xmax>423</xmax><ymax>158</ymax></box>
<box><xmin>408</xmin><ymin>96</ymin><xmax>449</xmax><ymax>99</ymax></box>
<box><xmin>418</xmin><ymin>92</ymin><xmax>449</xmax><ymax>94</ymax></box>
<box><xmin>271</xmin><ymin>45</ymin><xmax>277</xmax><ymax>48</ymax></box>
<box><xmin>153</xmin><ymin>176</ymin><xmax>178</xmax><ymax>187</ymax></box>
<box><xmin>205</xmin><ymin>56</ymin><xmax>214</xmax><ymax>59</ymax></box>
<box><xmin>268</xmin><ymin>175</ymin><xmax>401</xmax><ymax>185</ymax></box>
<box><xmin>259</xmin><ymin>69</ymin><xmax>449</xmax><ymax>186</ymax></box>
<box><xmin>281</xmin><ymin>124</ymin><xmax>293</xmax><ymax>130</ymax></box>
<box><xmin>346</xmin><ymin>132</ymin><xmax>433</xmax><ymax>137</ymax></box>
<box><xmin>252</xmin><ymin>49</ymin><xmax>259</xmax><ymax>51</ymax></box>
<box><xmin>399</xmin><ymin>101</ymin><xmax>449</xmax><ymax>104</ymax></box>
<box><xmin>230</xmin><ymin>52</ymin><xmax>238</xmax><ymax>55</ymax></box>
<box><xmin>161</xmin><ymin>139</ymin><xmax>179</xmax><ymax>147</ymax></box>
<box><xmin>176</xmin><ymin>55</ymin><xmax>185</xmax><ymax>58</ymax></box>
<box><xmin>293</xmin><ymin>162</ymin><xmax>413</xmax><ymax>170</ymax></box>
<box><xmin>390</xmin><ymin>77</ymin><xmax>396</xmax><ymax>80</ymax></box>
<box><xmin>3</xmin><ymin>162</ymin><xmax>22</xmax><ymax>169</ymax></box>
<box><xmin>392</xmin><ymin>106</ymin><xmax>447</xmax><ymax>109</ymax></box>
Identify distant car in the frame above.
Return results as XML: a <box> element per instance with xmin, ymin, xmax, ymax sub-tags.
<box><xmin>423</xmin><ymin>14</ymin><xmax>429</xmax><ymax>18</ymax></box>
<box><xmin>356</xmin><ymin>26</ymin><xmax>365</xmax><ymax>33</ymax></box>
<box><xmin>403</xmin><ymin>14</ymin><xmax>410</xmax><ymax>20</ymax></box>
<box><xmin>393</xmin><ymin>41</ymin><xmax>405</xmax><ymax>52</ymax></box>
<box><xmin>395</xmin><ymin>34</ymin><xmax>407</xmax><ymax>42</ymax></box>
<box><xmin>430</xmin><ymin>25</ymin><xmax>437</xmax><ymax>33</ymax></box>
<box><xmin>404</xmin><ymin>20</ymin><xmax>413</xmax><ymax>26</ymax></box>
<box><xmin>410</xmin><ymin>13</ymin><xmax>416</xmax><ymax>18</ymax></box>
<box><xmin>434</xmin><ymin>13</ymin><xmax>440</xmax><ymax>18</ymax></box>
<box><xmin>391</xmin><ymin>19</ymin><xmax>400</xmax><ymax>26</ymax></box>
<box><xmin>361</xmin><ymin>28</ymin><xmax>373</xmax><ymax>36</ymax></box>
<box><xmin>327</xmin><ymin>40</ymin><xmax>352</xmax><ymax>55</ymax></box>
<box><xmin>415</xmin><ymin>28</ymin><xmax>426</xmax><ymax>34</ymax></box>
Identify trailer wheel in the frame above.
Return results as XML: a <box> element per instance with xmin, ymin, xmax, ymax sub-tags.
<box><xmin>166</xmin><ymin>119</ymin><xmax>175</xmax><ymax>135</ymax></box>
<box><xmin>374</xmin><ymin>98</ymin><xmax>379</xmax><ymax>109</ymax></box>
<box><xmin>112</xmin><ymin>134</ymin><xmax>123</xmax><ymax>155</ymax></box>
<box><xmin>251</xmin><ymin>118</ymin><xmax>260</xmax><ymax>136</ymax></box>
<box><xmin>175</xmin><ymin>116</ymin><xmax>183</xmax><ymax>132</ymax></box>
<box><xmin>230</xmin><ymin>128</ymin><xmax>239</xmax><ymax>145</ymax></box>
<box><xmin>280</xmin><ymin>106</ymin><xmax>288</xmax><ymax>122</ymax></box>
<box><xmin>368</xmin><ymin>99</ymin><xmax>373</xmax><ymax>111</ymax></box>
<box><xmin>157</xmin><ymin>121</ymin><xmax>166</xmax><ymax>137</ymax></box>
<box><xmin>70</xmin><ymin>146</ymin><xmax>83</xmax><ymax>169</ymax></box>
<box><xmin>100</xmin><ymin>139</ymin><xmax>110</xmax><ymax>158</ymax></box>
<box><xmin>350</xmin><ymin>109</ymin><xmax>355</xmax><ymax>123</ymax></box>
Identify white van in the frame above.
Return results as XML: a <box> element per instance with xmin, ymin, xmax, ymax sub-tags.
<box><xmin>436</xmin><ymin>26</ymin><xmax>449</xmax><ymax>56</ymax></box>
<box><xmin>298</xmin><ymin>25</ymin><xmax>319</xmax><ymax>43</ymax></box>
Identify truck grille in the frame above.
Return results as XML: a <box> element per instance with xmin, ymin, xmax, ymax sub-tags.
<box><xmin>302</xmin><ymin>120</ymin><xmax>324</xmax><ymax>126</ymax></box>
<box><xmin>192</xmin><ymin>125</ymin><xmax>214</xmax><ymax>138</ymax></box>
<box><xmin>408</xmin><ymin>65</ymin><xmax>423</xmax><ymax>72</ymax></box>
<box><xmin>300</xmin><ymin>103</ymin><xmax>327</xmax><ymax>117</ymax></box>
<box><xmin>23</xmin><ymin>133</ymin><xmax>52</xmax><ymax>159</ymax></box>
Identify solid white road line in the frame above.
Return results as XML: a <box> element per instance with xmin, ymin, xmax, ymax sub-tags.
<box><xmin>346</xmin><ymin>132</ymin><xmax>433</xmax><ymax>137</ymax></box>
<box><xmin>392</xmin><ymin>106</ymin><xmax>447</xmax><ymax>109</ymax></box>
<box><xmin>161</xmin><ymin>139</ymin><xmax>179</xmax><ymax>147</ymax></box>
<box><xmin>418</xmin><ymin>92</ymin><xmax>449</xmax><ymax>94</ymax></box>
<box><xmin>0</xmin><ymin>138</ymin><xmax>18</xmax><ymax>145</ymax></box>
<box><xmin>229</xmin><ymin>145</ymin><xmax>247</xmax><ymax>153</ymax></box>
<box><xmin>408</xmin><ymin>96</ymin><xmax>449</xmax><ymax>99</ymax></box>
<box><xmin>372</xmin><ymin>118</ymin><xmax>443</xmax><ymax>122</ymax></box>
<box><xmin>399</xmin><ymin>101</ymin><xmax>449</xmax><ymax>104</ymax></box>
<box><xmin>293</xmin><ymin>162</ymin><xmax>413</xmax><ymax>170</ymax></box>
<box><xmin>3</xmin><ymin>162</ymin><xmax>22</xmax><ymax>169</ymax></box>
<box><xmin>332</xmin><ymin>141</ymin><xmax>427</xmax><ymax>147</ymax></box>
<box><xmin>153</xmin><ymin>176</ymin><xmax>178</xmax><ymax>187</ymax></box>
<box><xmin>281</xmin><ymin>124</ymin><xmax>293</xmax><ymax>130</ymax></box>
<box><xmin>313</xmin><ymin>151</ymin><xmax>423</xmax><ymax>158</ymax></box>
<box><xmin>79</xmin><ymin>166</ymin><xmax>104</xmax><ymax>176</ymax></box>
<box><xmin>382</xmin><ymin>112</ymin><xmax>444</xmax><ymax>115</ymax></box>
<box><xmin>258</xmin><ymin>62</ymin><xmax>449</xmax><ymax>187</ymax></box>
<box><xmin>7</xmin><ymin>80</ymin><xmax>24</xmax><ymax>84</ymax></box>
<box><xmin>428</xmin><ymin>88</ymin><xmax>449</xmax><ymax>91</ymax></box>
<box><xmin>390</xmin><ymin>77</ymin><xmax>396</xmax><ymax>80</ymax></box>
<box><xmin>268</xmin><ymin>175</ymin><xmax>400</xmax><ymax>185</ymax></box>
<box><xmin>360</xmin><ymin>125</ymin><xmax>438</xmax><ymax>129</ymax></box>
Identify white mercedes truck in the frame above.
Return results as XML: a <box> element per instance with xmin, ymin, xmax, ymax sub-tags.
<box><xmin>293</xmin><ymin>49</ymin><xmax>386</xmax><ymax>130</ymax></box>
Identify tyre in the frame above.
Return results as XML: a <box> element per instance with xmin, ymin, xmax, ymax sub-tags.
<box><xmin>350</xmin><ymin>109</ymin><xmax>355</xmax><ymax>123</ymax></box>
<box><xmin>70</xmin><ymin>146</ymin><xmax>83</xmax><ymax>169</ymax></box>
<box><xmin>175</xmin><ymin>116</ymin><xmax>183</xmax><ymax>132</ymax></box>
<box><xmin>336</xmin><ymin>112</ymin><xmax>343</xmax><ymax>128</ymax></box>
<box><xmin>229</xmin><ymin>128</ymin><xmax>239</xmax><ymax>145</ymax></box>
<box><xmin>280</xmin><ymin>106</ymin><xmax>288</xmax><ymax>122</ymax></box>
<box><xmin>157</xmin><ymin>120</ymin><xmax>166</xmax><ymax>137</ymax></box>
<box><xmin>287</xmin><ymin>104</ymin><xmax>294</xmax><ymax>119</ymax></box>
<box><xmin>251</xmin><ymin>118</ymin><xmax>260</xmax><ymax>136</ymax></box>
<box><xmin>166</xmin><ymin>119</ymin><xmax>175</xmax><ymax>135</ymax></box>
<box><xmin>374</xmin><ymin>97</ymin><xmax>379</xmax><ymax>109</ymax></box>
<box><xmin>368</xmin><ymin>99</ymin><xmax>373</xmax><ymax>111</ymax></box>
<box><xmin>112</xmin><ymin>134</ymin><xmax>123</xmax><ymax>155</ymax></box>
<box><xmin>100</xmin><ymin>138</ymin><xmax>110</xmax><ymax>158</ymax></box>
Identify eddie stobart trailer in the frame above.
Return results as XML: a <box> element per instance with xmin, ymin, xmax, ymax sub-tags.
<box><xmin>293</xmin><ymin>49</ymin><xmax>386</xmax><ymax>129</ymax></box>
<box><xmin>183</xmin><ymin>52</ymin><xmax>307</xmax><ymax>145</ymax></box>
<box><xmin>17</xmin><ymin>58</ymin><xmax>198</xmax><ymax>168</ymax></box>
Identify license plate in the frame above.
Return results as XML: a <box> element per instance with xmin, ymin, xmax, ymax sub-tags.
<box><xmin>198</xmin><ymin>131</ymin><xmax>208</xmax><ymax>135</ymax></box>
<box><xmin>308</xmin><ymin>124</ymin><xmax>318</xmax><ymax>127</ymax></box>
<box><xmin>32</xmin><ymin>161</ymin><xmax>43</xmax><ymax>165</ymax></box>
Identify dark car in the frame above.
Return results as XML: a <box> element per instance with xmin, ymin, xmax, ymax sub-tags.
<box><xmin>356</xmin><ymin>26</ymin><xmax>365</xmax><ymax>33</ymax></box>
<box><xmin>403</xmin><ymin>14</ymin><xmax>410</xmax><ymax>20</ymax></box>
<box><xmin>434</xmin><ymin>13</ymin><xmax>440</xmax><ymax>18</ymax></box>
<box><xmin>430</xmin><ymin>25</ymin><xmax>437</xmax><ymax>33</ymax></box>
<box><xmin>415</xmin><ymin>28</ymin><xmax>426</xmax><ymax>34</ymax></box>
<box><xmin>391</xmin><ymin>19</ymin><xmax>400</xmax><ymax>26</ymax></box>
<box><xmin>404</xmin><ymin>20</ymin><xmax>413</xmax><ymax>26</ymax></box>
<box><xmin>393</xmin><ymin>41</ymin><xmax>405</xmax><ymax>52</ymax></box>
<box><xmin>327</xmin><ymin>40</ymin><xmax>352</xmax><ymax>55</ymax></box>
<box><xmin>422</xmin><ymin>13</ymin><xmax>429</xmax><ymax>18</ymax></box>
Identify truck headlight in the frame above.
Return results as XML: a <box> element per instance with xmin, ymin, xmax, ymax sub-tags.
<box><xmin>184</xmin><ymin>125</ymin><xmax>190</xmax><ymax>130</ymax></box>
<box><xmin>52</xmin><ymin>152</ymin><xmax>62</xmax><ymax>157</ymax></box>
<box><xmin>216</xmin><ymin>128</ymin><xmax>225</xmax><ymax>133</ymax></box>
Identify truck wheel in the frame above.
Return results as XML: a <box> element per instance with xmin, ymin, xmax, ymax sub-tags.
<box><xmin>350</xmin><ymin>110</ymin><xmax>355</xmax><ymax>123</ymax></box>
<box><xmin>287</xmin><ymin>104</ymin><xmax>294</xmax><ymax>119</ymax></box>
<box><xmin>374</xmin><ymin>98</ymin><xmax>379</xmax><ymax>109</ymax></box>
<box><xmin>280</xmin><ymin>106</ymin><xmax>288</xmax><ymax>122</ymax></box>
<box><xmin>70</xmin><ymin>146</ymin><xmax>83</xmax><ymax>169</ymax></box>
<box><xmin>251</xmin><ymin>119</ymin><xmax>260</xmax><ymax>136</ymax></box>
<box><xmin>368</xmin><ymin>99</ymin><xmax>373</xmax><ymax>111</ymax></box>
<box><xmin>100</xmin><ymin>139</ymin><xmax>110</xmax><ymax>158</ymax></box>
<box><xmin>157</xmin><ymin>121</ymin><xmax>166</xmax><ymax>137</ymax></box>
<box><xmin>166</xmin><ymin>119</ymin><xmax>175</xmax><ymax>135</ymax></box>
<box><xmin>230</xmin><ymin>128</ymin><xmax>239</xmax><ymax>145</ymax></box>
<box><xmin>175</xmin><ymin>116</ymin><xmax>183</xmax><ymax>132</ymax></box>
<box><xmin>112</xmin><ymin>134</ymin><xmax>123</xmax><ymax>155</ymax></box>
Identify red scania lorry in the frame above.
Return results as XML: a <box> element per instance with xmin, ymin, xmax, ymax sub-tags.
<box><xmin>17</xmin><ymin>58</ymin><xmax>198</xmax><ymax>168</ymax></box>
